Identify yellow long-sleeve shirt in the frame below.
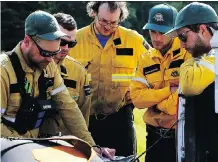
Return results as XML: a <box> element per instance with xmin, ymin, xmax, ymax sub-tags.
<box><xmin>180</xmin><ymin>51</ymin><xmax>215</xmax><ymax>96</ymax></box>
<box><xmin>69</xmin><ymin>23</ymin><xmax>149</xmax><ymax>115</ymax></box>
<box><xmin>130</xmin><ymin>38</ymin><xmax>191</xmax><ymax>128</ymax></box>
<box><xmin>1</xmin><ymin>43</ymin><xmax>95</xmax><ymax>146</ymax></box>
<box><xmin>39</xmin><ymin>55</ymin><xmax>91</xmax><ymax>135</ymax></box>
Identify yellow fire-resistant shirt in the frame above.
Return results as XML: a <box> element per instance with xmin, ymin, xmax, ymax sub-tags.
<box><xmin>180</xmin><ymin>51</ymin><xmax>215</xmax><ymax>96</ymax></box>
<box><xmin>0</xmin><ymin>43</ymin><xmax>95</xmax><ymax>146</ymax></box>
<box><xmin>69</xmin><ymin>23</ymin><xmax>149</xmax><ymax>115</ymax></box>
<box><xmin>130</xmin><ymin>38</ymin><xmax>192</xmax><ymax>128</ymax></box>
<box><xmin>40</xmin><ymin>55</ymin><xmax>91</xmax><ymax>135</ymax></box>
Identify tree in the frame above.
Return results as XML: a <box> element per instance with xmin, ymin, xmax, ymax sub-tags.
<box><xmin>1</xmin><ymin>1</ymin><xmax>218</xmax><ymax>51</ymax></box>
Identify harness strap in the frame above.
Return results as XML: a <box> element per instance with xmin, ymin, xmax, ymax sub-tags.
<box><xmin>8</xmin><ymin>52</ymin><xmax>26</xmax><ymax>95</ymax></box>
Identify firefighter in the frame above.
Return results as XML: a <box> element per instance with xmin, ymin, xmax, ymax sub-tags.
<box><xmin>39</xmin><ymin>13</ymin><xmax>91</xmax><ymax>137</ymax></box>
<box><xmin>69</xmin><ymin>1</ymin><xmax>150</xmax><ymax>156</ymax></box>
<box><xmin>165</xmin><ymin>2</ymin><xmax>218</xmax><ymax>161</ymax></box>
<box><xmin>130</xmin><ymin>4</ymin><xmax>191</xmax><ymax>162</ymax></box>
<box><xmin>166</xmin><ymin>2</ymin><xmax>218</xmax><ymax>96</ymax></box>
<box><xmin>0</xmin><ymin>10</ymin><xmax>115</xmax><ymax>159</ymax></box>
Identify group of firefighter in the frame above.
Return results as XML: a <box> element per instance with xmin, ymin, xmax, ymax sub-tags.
<box><xmin>1</xmin><ymin>1</ymin><xmax>217</xmax><ymax>162</ymax></box>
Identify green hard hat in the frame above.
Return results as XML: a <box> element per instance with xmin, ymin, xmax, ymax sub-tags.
<box><xmin>25</xmin><ymin>10</ymin><xmax>67</xmax><ymax>40</ymax></box>
<box><xmin>166</xmin><ymin>2</ymin><xmax>218</xmax><ymax>35</ymax></box>
<box><xmin>143</xmin><ymin>3</ymin><xmax>178</xmax><ymax>33</ymax></box>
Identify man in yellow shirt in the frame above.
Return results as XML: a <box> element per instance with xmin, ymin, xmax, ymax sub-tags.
<box><xmin>0</xmin><ymin>10</ymin><xmax>115</xmax><ymax>159</ymax></box>
<box><xmin>166</xmin><ymin>2</ymin><xmax>218</xmax><ymax>161</ymax></box>
<box><xmin>39</xmin><ymin>13</ymin><xmax>91</xmax><ymax>137</ymax></box>
<box><xmin>166</xmin><ymin>2</ymin><xmax>218</xmax><ymax>96</ymax></box>
<box><xmin>130</xmin><ymin>4</ymin><xmax>191</xmax><ymax>162</ymax></box>
<box><xmin>69</xmin><ymin>2</ymin><xmax>150</xmax><ymax>156</ymax></box>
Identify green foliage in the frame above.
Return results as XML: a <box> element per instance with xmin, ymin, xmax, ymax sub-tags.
<box><xmin>1</xmin><ymin>1</ymin><xmax>218</xmax><ymax>51</ymax></box>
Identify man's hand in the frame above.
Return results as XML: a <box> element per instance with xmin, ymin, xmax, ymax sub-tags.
<box><xmin>93</xmin><ymin>147</ymin><xmax>116</xmax><ymax>160</ymax></box>
<box><xmin>170</xmin><ymin>83</ymin><xmax>179</xmax><ymax>93</ymax></box>
<box><xmin>170</xmin><ymin>86</ymin><xmax>178</xmax><ymax>93</ymax></box>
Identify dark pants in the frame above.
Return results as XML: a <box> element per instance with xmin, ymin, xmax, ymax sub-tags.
<box><xmin>89</xmin><ymin>104</ymin><xmax>136</xmax><ymax>156</ymax></box>
<box><xmin>145</xmin><ymin>125</ymin><xmax>176</xmax><ymax>162</ymax></box>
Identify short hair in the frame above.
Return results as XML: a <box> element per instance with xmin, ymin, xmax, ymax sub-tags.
<box><xmin>86</xmin><ymin>1</ymin><xmax>129</xmax><ymax>22</ymax></box>
<box><xmin>186</xmin><ymin>22</ymin><xmax>218</xmax><ymax>36</ymax></box>
<box><xmin>53</xmin><ymin>12</ymin><xmax>77</xmax><ymax>31</ymax></box>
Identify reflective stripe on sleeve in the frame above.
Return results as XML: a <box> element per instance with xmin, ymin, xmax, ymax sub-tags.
<box><xmin>198</xmin><ymin>60</ymin><xmax>215</xmax><ymax>73</ymax></box>
<box><xmin>112</xmin><ymin>74</ymin><xmax>134</xmax><ymax>82</ymax></box>
<box><xmin>87</xmin><ymin>73</ymin><xmax>91</xmax><ymax>82</ymax></box>
<box><xmin>132</xmin><ymin>77</ymin><xmax>151</xmax><ymax>88</ymax></box>
<box><xmin>51</xmin><ymin>85</ymin><xmax>67</xmax><ymax>96</ymax></box>
<box><xmin>2</xmin><ymin>116</ymin><xmax>16</xmax><ymax>123</ymax></box>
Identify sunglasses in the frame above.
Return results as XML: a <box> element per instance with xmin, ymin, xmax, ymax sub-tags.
<box><xmin>60</xmin><ymin>39</ymin><xmax>77</xmax><ymax>48</ymax></box>
<box><xmin>178</xmin><ymin>30</ymin><xmax>191</xmax><ymax>43</ymax></box>
<box><xmin>30</xmin><ymin>37</ymin><xmax>61</xmax><ymax>57</ymax></box>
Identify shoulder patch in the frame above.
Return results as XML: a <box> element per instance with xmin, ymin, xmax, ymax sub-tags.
<box><xmin>143</xmin><ymin>64</ymin><xmax>160</xmax><ymax>75</ymax></box>
<box><xmin>169</xmin><ymin>59</ymin><xmax>184</xmax><ymax>68</ymax></box>
<box><xmin>171</xmin><ymin>70</ymin><xmax>180</xmax><ymax>77</ymax></box>
<box><xmin>113</xmin><ymin>38</ymin><xmax>121</xmax><ymax>45</ymax></box>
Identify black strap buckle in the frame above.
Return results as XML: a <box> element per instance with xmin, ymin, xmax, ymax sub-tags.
<box><xmin>95</xmin><ymin>114</ymin><xmax>108</xmax><ymax>120</ymax></box>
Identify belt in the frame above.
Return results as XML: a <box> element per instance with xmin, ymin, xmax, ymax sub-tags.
<box><xmin>147</xmin><ymin>125</ymin><xmax>175</xmax><ymax>139</ymax></box>
<box><xmin>92</xmin><ymin>103</ymin><xmax>134</xmax><ymax>120</ymax></box>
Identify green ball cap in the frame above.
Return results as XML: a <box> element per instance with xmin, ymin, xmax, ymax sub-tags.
<box><xmin>165</xmin><ymin>2</ymin><xmax>218</xmax><ymax>36</ymax></box>
<box><xmin>25</xmin><ymin>10</ymin><xmax>67</xmax><ymax>40</ymax></box>
<box><xmin>143</xmin><ymin>3</ymin><xmax>178</xmax><ymax>33</ymax></box>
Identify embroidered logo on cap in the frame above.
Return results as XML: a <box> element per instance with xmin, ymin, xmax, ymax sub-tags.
<box><xmin>153</xmin><ymin>13</ymin><xmax>164</xmax><ymax>22</ymax></box>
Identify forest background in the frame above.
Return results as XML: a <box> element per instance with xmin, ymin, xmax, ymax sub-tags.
<box><xmin>1</xmin><ymin>1</ymin><xmax>218</xmax><ymax>161</ymax></box>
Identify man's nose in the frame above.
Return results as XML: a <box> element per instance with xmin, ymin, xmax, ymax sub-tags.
<box><xmin>104</xmin><ymin>23</ymin><xmax>112</xmax><ymax>30</ymax></box>
<box><xmin>155</xmin><ymin>33</ymin><xmax>162</xmax><ymax>41</ymax></box>
<box><xmin>61</xmin><ymin>44</ymin><xmax>69</xmax><ymax>50</ymax></box>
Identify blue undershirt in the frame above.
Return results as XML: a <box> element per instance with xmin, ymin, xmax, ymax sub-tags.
<box><xmin>96</xmin><ymin>34</ymin><xmax>110</xmax><ymax>48</ymax></box>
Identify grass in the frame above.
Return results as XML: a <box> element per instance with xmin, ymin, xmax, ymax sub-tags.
<box><xmin>133</xmin><ymin>108</ymin><xmax>147</xmax><ymax>162</ymax></box>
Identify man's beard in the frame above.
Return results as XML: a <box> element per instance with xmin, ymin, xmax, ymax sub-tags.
<box><xmin>27</xmin><ymin>52</ymin><xmax>49</xmax><ymax>70</ymax></box>
<box><xmin>190</xmin><ymin>37</ymin><xmax>211</xmax><ymax>58</ymax></box>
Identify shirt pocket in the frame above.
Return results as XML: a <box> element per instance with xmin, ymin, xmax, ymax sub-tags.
<box><xmin>111</xmin><ymin>57</ymin><xmax>134</xmax><ymax>90</ymax></box>
<box><xmin>112</xmin><ymin>55</ymin><xmax>136</xmax><ymax>69</ymax></box>
<box><xmin>146</xmin><ymin>71</ymin><xmax>163</xmax><ymax>89</ymax></box>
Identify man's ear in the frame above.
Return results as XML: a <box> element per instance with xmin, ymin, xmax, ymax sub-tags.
<box><xmin>23</xmin><ymin>35</ymin><xmax>31</xmax><ymax>47</ymax></box>
<box><xmin>23</xmin><ymin>35</ymin><xmax>30</xmax><ymax>45</ymax></box>
<box><xmin>199</xmin><ymin>24</ymin><xmax>209</xmax><ymax>35</ymax></box>
<box><xmin>92</xmin><ymin>11</ymin><xmax>97</xmax><ymax>17</ymax></box>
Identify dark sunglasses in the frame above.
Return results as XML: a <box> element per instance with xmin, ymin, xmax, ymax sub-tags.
<box><xmin>30</xmin><ymin>37</ymin><xmax>61</xmax><ymax>57</ymax></box>
<box><xmin>60</xmin><ymin>39</ymin><xmax>77</xmax><ymax>48</ymax></box>
<box><xmin>178</xmin><ymin>30</ymin><xmax>191</xmax><ymax>43</ymax></box>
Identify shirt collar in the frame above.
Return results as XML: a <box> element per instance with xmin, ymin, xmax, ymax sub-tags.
<box><xmin>150</xmin><ymin>37</ymin><xmax>182</xmax><ymax>59</ymax></box>
<box><xmin>13</xmin><ymin>42</ymin><xmax>34</xmax><ymax>73</ymax></box>
<box><xmin>87</xmin><ymin>22</ymin><xmax>123</xmax><ymax>48</ymax></box>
